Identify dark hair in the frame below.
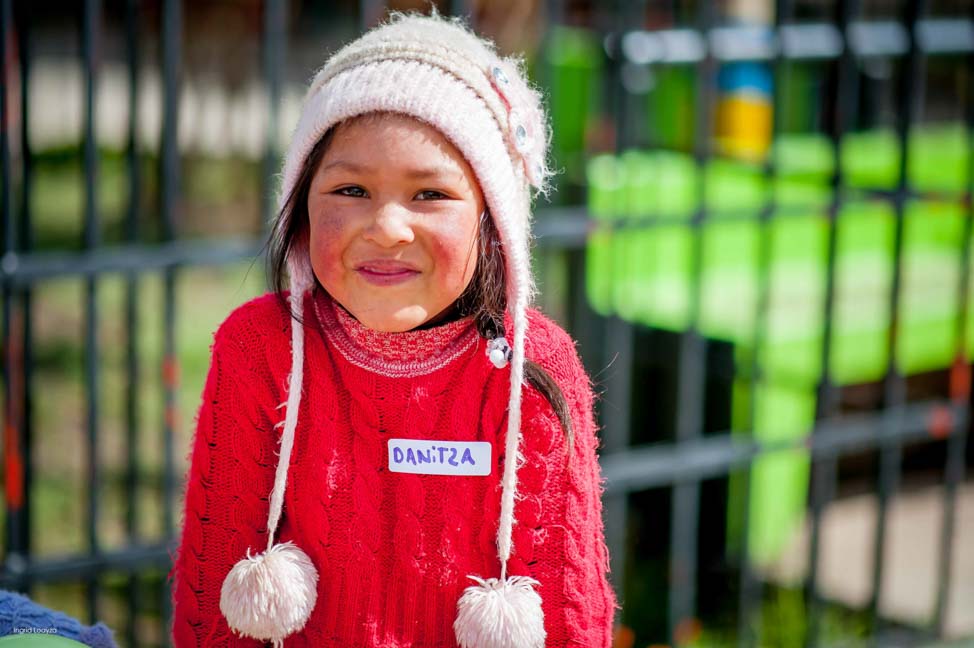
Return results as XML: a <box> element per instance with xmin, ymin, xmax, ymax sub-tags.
<box><xmin>266</xmin><ymin>119</ymin><xmax>574</xmax><ymax>449</ymax></box>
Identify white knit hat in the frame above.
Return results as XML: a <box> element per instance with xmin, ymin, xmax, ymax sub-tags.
<box><xmin>219</xmin><ymin>12</ymin><xmax>552</xmax><ymax>648</ymax></box>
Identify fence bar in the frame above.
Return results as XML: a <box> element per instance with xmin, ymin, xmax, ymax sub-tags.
<box><xmin>0</xmin><ymin>543</ymin><xmax>173</xmax><ymax>588</ymax></box>
<box><xmin>668</xmin><ymin>0</ymin><xmax>717</xmax><ymax>641</ymax></box>
<box><xmin>160</xmin><ymin>0</ymin><xmax>181</xmax><ymax>637</ymax></box>
<box><xmin>601</xmin><ymin>399</ymin><xmax>963</xmax><ymax>492</ymax></box>
<box><xmin>868</xmin><ymin>0</ymin><xmax>927</xmax><ymax>641</ymax></box>
<box><xmin>546</xmin><ymin>185</ymin><xmax>969</xmax><ymax>237</ymax></box>
<box><xmin>543</xmin><ymin>0</ymin><xmax>592</xmax><ymax>375</ymax></box>
<box><xmin>4</xmin><ymin>0</ymin><xmax>37</xmax><ymax>599</ymax></box>
<box><xmin>600</xmin><ymin>323</ymin><xmax>631</xmax><ymax>605</ymax></box>
<box><xmin>596</xmin><ymin>0</ymin><xmax>642</xmax><ymax>617</ymax></box>
<box><xmin>933</xmin><ymin>19</ymin><xmax>974</xmax><ymax>635</ymax></box>
<box><xmin>81</xmin><ymin>0</ymin><xmax>103</xmax><ymax>624</ymax></box>
<box><xmin>160</xmin><ymin>0</ymin><xmax>180</xmax><ymax>520</ymax></box>
<box><xmin>261</xmin><ymin>0</ymin><xmax>285</xmax><ymax>237</ymax></box>
<box><xmin>0</xmin><ymin>1</ymin><xmax>8</xmax><ymax>250</ymax></box>
<box><xmin>736</xmin><ymin>1</ymin><xmax>793</xmax><ymax>644</ymax></box>
<box><xmin>16</xmin><ymin>0</ymin><xmax>34</xmax><ymax>576</ymax></box>
<box><xmin>2</xmin><ymin>239</ymin><xmax>261</xmax><ymax>285</ymax></box>
<box><xmin>123</xmin><ymin>0</ymin><xmax>142</xmax><ymax>644</ymax></box>
<box><xmin>0</xmin><ymin>0</ymin><xmax>32</xmax><ymax>595</ymax></box>
<box><xmin>614</xmin><ymin>19</ymin><xmax>973</xmax><ymax>64</ymax></box>
<box><xmin>805</xmin><ymin>0</ymin><xmax>861</xmax><ymax>643</ymax></box>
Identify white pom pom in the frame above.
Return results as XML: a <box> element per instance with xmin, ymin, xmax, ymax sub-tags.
<box><xmin>489</xmin><ymin>348</ymin><xmax>507</xmax><ymax>368</ymax></box>
<box><xmin>454</xmin><ymin>575</ymin><xmax>545</xmax><ymax>648</ymax></box>
<box><xmin>220</xmin><ymin>541</ymin><xmax>319</xmax><ymax>647</ymax></box>
<box><xmin>487</xmin><ymin>336</ymin><xmax>511</xmax><ymax>369</ymax></box>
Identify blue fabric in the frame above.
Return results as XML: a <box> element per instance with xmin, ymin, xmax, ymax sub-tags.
<box><xmin>0</xmin><ymin>591</ymin><xmax>117</xmax><ymax>648</ymax></box>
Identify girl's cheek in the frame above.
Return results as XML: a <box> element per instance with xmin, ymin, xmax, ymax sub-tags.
<box><xmin>429</xmin><ymin>220</ymin><xmax>478</xmax><ymax>281</ymax></box>
<box><xmin>309</xmin><ymin>201</ymin><xmax>350</xmax><ymax>240</ymax></box>
<box><xmin>309</xmin><ymin>205</ymin><xmax>354</xmax><ymax>276</ymax></box>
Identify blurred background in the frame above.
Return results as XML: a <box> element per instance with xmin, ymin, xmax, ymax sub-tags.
<box><xmin>1</xmin><ymin>0</ymin><xmax>972</xmax><ymax>646</ymax></box>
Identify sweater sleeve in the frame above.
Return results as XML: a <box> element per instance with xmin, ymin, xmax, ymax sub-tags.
<box><xmin>170</xmin><ymin>316</ymin><xmax>278</xmax><ymax>647</ymax></box>
<box><xmin>515</xmin><ymin>321</ymin><xmax>618</xmax><ymax>647</ymax></box>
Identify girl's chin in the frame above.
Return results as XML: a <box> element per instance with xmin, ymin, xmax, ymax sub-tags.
<box><xmin>352</xmin><ymin>305</ymin><xmax>431</xmax><ymax>333</ymax></box>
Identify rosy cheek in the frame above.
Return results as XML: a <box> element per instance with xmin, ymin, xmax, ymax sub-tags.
<box><xmin>430</xmin><ymin>221</ymin><xmax>478</xmax><ymax>282</ymax></box>
<box><xmin>309</xmin><ymin>202</ymin><xmax>348</xmax><ymax>240</ymax></box>
<box><xmin>309</xmin><ymin>206</ymin><xmax>351</xmax><ymax>275</ymax></box>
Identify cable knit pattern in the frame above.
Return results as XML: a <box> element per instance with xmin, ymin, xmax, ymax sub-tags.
<box><xmin>170</xmin><ymin>290</ymin><xmax>616</xmax><ymax>647</ymax></box>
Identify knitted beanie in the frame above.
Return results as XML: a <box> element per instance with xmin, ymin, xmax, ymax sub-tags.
<box><xmin>218</xmin><ymin>12</ymin><xmax>552</xmax><ymax>648</ymax></box>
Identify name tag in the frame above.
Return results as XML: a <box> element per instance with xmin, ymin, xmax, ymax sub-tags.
<box><xmin>387</xmin><ymin>439</ymin><xmax>492</xmax><ymax>476</ymax></box>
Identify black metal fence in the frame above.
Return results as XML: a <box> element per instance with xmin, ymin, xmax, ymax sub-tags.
<box><xmin>1</xmin><ymin>1</ymin><xmax>272</xmax><ymax>645</ymax></box>
<box><xmin>1</xmin><ymin>1</ymin><xmax>972</xmax><ymax>647</ymax></box>
<box><xmin>581</xmin><ymin>1</ymin><xmax>973</xmax><ymax>645</ymax></box>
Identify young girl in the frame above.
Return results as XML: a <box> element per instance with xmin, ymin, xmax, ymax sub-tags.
<box><xmin>170</xmin><ymin>12</ymin><xmax>616</xmax><ymax>648</ymax></box>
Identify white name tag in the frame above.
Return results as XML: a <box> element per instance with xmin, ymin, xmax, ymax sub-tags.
<box><xmin>387</xmin><ymin>439</ymin><xmax>492</xmax><ymax>476</ymax></box>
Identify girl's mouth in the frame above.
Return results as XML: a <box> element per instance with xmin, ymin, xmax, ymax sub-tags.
<box><xmin>356</xmin><ymin>267</ymin><xmax>420</xmax><ymax>286</ymax></box>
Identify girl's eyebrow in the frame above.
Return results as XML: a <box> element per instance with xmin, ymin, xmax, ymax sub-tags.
<box><xmin>403</xmin><ymin>166</ymin><xmax>457</xmax><ymax>180</ymax></box>
<box><xmin>319</xmin><ymin>159</ymin><xmax>369</xmax><ymax>175</ymax></box>
<box><xmin>320</xmin><ymin>159</ymin><xmax>459</xmax><ymax>180</ymax></box>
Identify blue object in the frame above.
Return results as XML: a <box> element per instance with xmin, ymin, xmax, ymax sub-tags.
<box><xmin>717</xmin><ymin>62</ymin><xmax>773</xmax><ymax>97</ymax></box>
<box><xmin>0</xmin><ymin>591</ymin><xmax>116</xmax><ymax>648</ymax></box>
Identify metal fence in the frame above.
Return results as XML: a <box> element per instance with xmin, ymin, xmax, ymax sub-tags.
<box><xmin>1</xmin><ymin>1</ymin><xmax>274</xmax><ymax>645</ymax></box>
<box><xmin>580</xmin><ymin>1</ymin><xmax>973</xmax><ymax>646</ymax></box>
<box><xmin>1</xmin><ymin>1</ymin><xmax>972</xmax><ymax>647</ymax></box>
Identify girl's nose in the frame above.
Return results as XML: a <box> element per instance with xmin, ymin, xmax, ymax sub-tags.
<box><xmin>363</xmin><ymin>203</ymin><xmax>416</xmax><ymax>247</ymax></box>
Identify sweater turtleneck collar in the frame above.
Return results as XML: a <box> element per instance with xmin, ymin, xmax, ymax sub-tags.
<box><xmin>311</xmin><ymin>288</ymin><xmax>481</xmax><ymax>378</ymax></box>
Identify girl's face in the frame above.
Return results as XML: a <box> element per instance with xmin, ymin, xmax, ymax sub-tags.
<box><xmin>307</xmin><ymin>113</ymin><xmax>485</xmax><ymax>332</ymax></box>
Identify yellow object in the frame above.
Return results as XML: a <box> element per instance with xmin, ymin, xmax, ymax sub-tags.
<box><xmin>715</xmin><ymin>95</ymin><xmax>773</xmax><ymax>161</ymax></box>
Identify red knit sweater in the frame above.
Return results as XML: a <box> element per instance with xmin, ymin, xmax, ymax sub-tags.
<box><xmin>170</xmin><ymin>289</ymin><xmax>617</xmax><ymax>647</ymax></box>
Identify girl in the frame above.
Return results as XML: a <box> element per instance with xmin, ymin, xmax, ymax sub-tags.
<box><xmin>170</xmin><ymin>12</ymin><xmax>616</xmax><ymax>648</ymax></box>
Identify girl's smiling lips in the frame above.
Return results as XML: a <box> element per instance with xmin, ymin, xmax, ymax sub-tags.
<box><xmin>355</xmin><ymin>259</ymin><xmax>420</xmax><ymax>285</ymax></box>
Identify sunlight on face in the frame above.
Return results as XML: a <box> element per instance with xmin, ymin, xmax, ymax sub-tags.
<box><xmin>307</xmin><ymin>113</ymin><xmax>485</xmax><ymax>332</ymax></box>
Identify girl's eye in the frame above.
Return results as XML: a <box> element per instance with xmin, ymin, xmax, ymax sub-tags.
<box><xmin>415</xmin><ymin>190</ymin><xmax>448</xmax><ymax>201</ymax></box>
<box><xmin>335</xmin><ymin>186</ymin><xmax>367</xmax><ymax>198</ymax></box>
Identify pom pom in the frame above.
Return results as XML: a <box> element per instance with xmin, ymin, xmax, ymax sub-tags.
<box><xmin>487</xmin><ymin>336</ymin><xmax>512</xmax><ymax>369</ymax></box>
<box><xmin>220</xmin><ymin>542</ymin><xmax>319</xmax><ymax>647</ymax></box>
<box><xmin>454</xmin><ymin>575</ymin><xmax>545</xmax><ymax>648</ymax></box>
<box><xmin>489</xmin><ymin>348</ymin><xmax>507</xmax><ymax>368</ymax></box>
